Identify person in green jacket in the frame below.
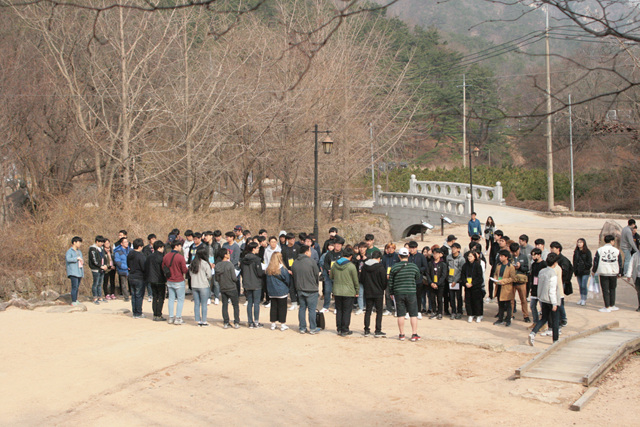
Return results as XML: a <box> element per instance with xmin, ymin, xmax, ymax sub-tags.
<box><xmin>330</xmin><ymin>247</ymin><xmax>359</xmax><ymax>336</ymax></box>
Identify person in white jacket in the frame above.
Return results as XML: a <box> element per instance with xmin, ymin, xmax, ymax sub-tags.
<box><xmin>592</xmin><ymin>235</ymin><xmax>623</xmax><ymax>313</ymax></box>
<box><xmin>528</xmin><ymin>253</ymin><xmax>562</xmax><ymax>346</ymax></box>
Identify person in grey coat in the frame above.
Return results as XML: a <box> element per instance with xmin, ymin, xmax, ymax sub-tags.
<box><xmin>215</xmin><ymin>248</ymin><xmax>240</xmax><ymax>328</ymax></box>
<box><xmin>292</xmin><ymin>245</ymin><xmax>321</xmax><ymax>334</ymax></box>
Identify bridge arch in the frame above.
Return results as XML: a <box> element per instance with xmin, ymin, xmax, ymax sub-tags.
<box><xmin>402</xmin><ymin>224</ymin><xmax>426</xmax><ymax>239</ymax></box>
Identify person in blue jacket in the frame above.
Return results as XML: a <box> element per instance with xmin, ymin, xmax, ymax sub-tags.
<box><xmin>113</xmin><ymin>237</ymin><xmax>131</xmax><ymax>301</ymax></box>
<box><xmin>468</xmin><ymin>212</ymin><xmax>482</xmax><ymax>240</ymax></box>
<box><xmin>65</xmin><ymin>236</ymin><xmax>84</xmax><ymax>306</ymax></box>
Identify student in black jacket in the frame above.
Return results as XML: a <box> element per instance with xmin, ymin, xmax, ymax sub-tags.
<box><xmin>528</xmin><ymin>248</ymin><xmax>547</xmax><ymax>324</ymax></box>
<box><xmin>573</xmin><ymin>238</ymin><xmax>592</xmax><ymax>306</ymax></box>
<box><xmin>145</xmin><ymin>240</ymin><xmax>166</xmax><ymax>321</ymax></box>
<box><xmin>460</xmin><ymin>250</ymin><xmax>485</xmax><ymax>322</ymax></box>
<box><xmin>360</xmin><ymin>250</ymin><xmax>388</xmax><ymax>337</ymax></box>
<box><xmin>427</xmin><ymin>248</ymin><xmax>448</xmax><ymax>319</ymax></box>
<box><xmin>408</xmin><ymin>240</ymin><xmax>429</xmax><ymax>318</ymax></box>
<box><xmin>127</xmin><ymin>238</ymin><xmax>147</xmax><ymax>319</ymax></box>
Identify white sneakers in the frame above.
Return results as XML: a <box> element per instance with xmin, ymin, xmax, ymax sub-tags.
<box><xmin>382</xmin><ymin>310</ymin><xmax>392</xmax><ymax>316</ymax></box>
<box><xmin>404</xmin><ymin>313</ymin><xmax>410</xmax><ymax>319</ymax></box>
<box><xmin>271</xmin><ymin>323</ymin><xmax>277</xmax><ymax>330</ymax></box>
<box><xmin>468</xmin><ymin>316</ymin><xmax>474</xmax><ymax>323</ymax></box>
<box><xmin>288</xmin><ymin>303</ymin><xmax>298</xmax><ymax>311</ymax></box>
<box><xmin>280</xmin><ymin>324</ymin><xmax>289</xmax><ymax>331</ymax></box>
<box><xmin>319</xmin><ymin>308</ymin><xmax>329</xmax><ymax>313</ymax></box>
<box><xmin>476</xmin><ymin>316</ymin><xmax>482</xmax><ymax>323</ymax></box>
<box><xmin>610</xmin><ymin>306</ymin><xmax>619</xmax><ymax>311</ymax></box>
<box><xmin>207</xmin><ymin>298</ymin><xmax>211</xmax><ymax>305</ymax></box>
<box><xmin>214</xmin><ymin>298</ymin><xmax>219</xmax><ymax>305</ymax></box>
<box><xmin>417</xmin><ymin>312</ymin><xmax>422</xmax><ymax>320</ymax></box>
<box><xmin>598</xmin><ymin>307</ymin><xmax>611</xmax><ymax>313</ymax></box>
<box><xmin>528</xmin><ymin>333</ymin><xmax>535</xmax><ymax>346</ymax></box>
<box><xmin>355</xmin><ymin>309</ymin><xmax>364</xmax><ymax>315</ymax></box>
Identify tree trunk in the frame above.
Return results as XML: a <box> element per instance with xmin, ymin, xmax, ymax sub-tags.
<box><xmin>258</xmin><ymin>177</ymin><xmax>266</xmax><ymax>214</ymax></box>
<box><xmin>341</xmin><ymin>185</ymin><xmax>350</xmax><ymax>220</ymax></box>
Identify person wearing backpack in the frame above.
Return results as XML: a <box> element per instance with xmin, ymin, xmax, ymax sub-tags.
<box><xmin>162</xmin><ymin>240</ymin><xmax>188</xmax><ymax>325</ymax></box>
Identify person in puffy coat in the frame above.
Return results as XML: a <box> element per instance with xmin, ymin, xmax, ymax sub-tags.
<box><xmin>266</xmin><ymin>252</ymin><xmax>291</xmax><ymax>331</ymax></box>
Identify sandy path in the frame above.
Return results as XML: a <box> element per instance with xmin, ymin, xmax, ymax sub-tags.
<box><xmin>1</xmin><ymin>210</ymin><xmax>639</xmax><ymax>426</ymax></box>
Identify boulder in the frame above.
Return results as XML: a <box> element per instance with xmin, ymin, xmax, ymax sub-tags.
<box><xmin>101</xmin><ymin>308</ymin><xmax>132</xmax><ymax>315</ymax></box>
<box><xmin>40</xmin><ymin>289</ymin><xmax>60</xmax><ymax>301</ymax></box>
<box><xmin>8</xmin><ymin>298</ymin><xmax>31</xmax><ymax>310</ymax></box>
<box><xmin>599</xmin><ymin>220</ymin><xmax>623</xmax><ymax>248</ymax></box>
<box><xmin>46</xmin><ymin>304</ymin><xmax>87</xmax><ymax>313</ymax></box>
<box><xmin>56</xmin><ymin>293</ymin><xmax>73</xmax><ymax>304</ymax></box>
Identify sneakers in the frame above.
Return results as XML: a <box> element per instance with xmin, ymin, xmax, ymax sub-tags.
<box><xmin>280</xmin><ymin>324</ymin><xmax>289</xmax><ymax>331</ymax></box>
<box><xmin>320</xmin><ymin>308</ymin><xmax>329</xmax><ymax>313</ymax></box>
<box><xmin>410</xmin><ymin>334</ymin><xmax>421</xmax><ymax>342</ymax></box>
<box><xmin>223</xmin><ymin>323</ymin><xmax>230</xmax><ymax>329</ymax></box>
<box><xmin>200</xmin><ymin>322</ymin><xmax>209</xmax><ymax>327</ymax></box>
<box><xmin>610</xmin><ymin>306</ymin><xmax>619</xmax><ymax>311</ymax></box>
<box><xmin>264</xmin><ymin>302</ymin><xmax>271</xmax><ymax>308</ymax></box>
<box><xmin>254</xmin><ymin>322</ymin><xmax>263</xmax><ymax>328</ymax></box>
<box><xmin>450</xmin><ymin>314</ymin><xmax>455</xmax><ymax>320</ymax></box>
<box><xmin>148</xmin><ymin>296</ymin><xmax>152</xmax><ymax>302</ymax></box>
<box><xmin>476</xmin><ymin>316</ymin><xmax>482</xmax><ymax>323</ymax></box>
<box><xmin>243</xmin><ymin>301</ymin><xmax>248</xmax><ymax>306</ymax></box>
<box><xmin>382</xmin><ymin>310</ymin><xmax>392</xmax><ymax>316</ymax></box>
<box><xmin>437</xmin><ymin>314</ymin><xmax>442</xmax><ymax>320</ymax></box>
<box><xmin>374</xmin><ymin>331</ymin><xmax>387</xmax><ymax>338</ymax></box>
<box><xmin>249</xmin><ymin>323</ymin><xmax>256</xmax><ymax>329</ymax></box>
<box><xmin>93</xmin><ymin>299</ymin><xmax>100</xmax><ymax>305</ymax></box>
<box><xmin>168</xmin><ymin>317</ymin><xmax>175</xmax><ymax>324</ymax></box>
<box><xmin>399</xmin><ymin>334</ymin><xmax>405</xmax><ymax>341</ymax></box>
<box><xmin>214</xmin><ymin>298</ymin><xmax>219</xmax><ymax>305</ymax></box>
<box><xmin>364</xmin><ymin>329</ymin><xmax>371</xmax><ymax>337</ymax></box>
<box><xmin>429</xmin><ymin>313</ymin><xmax>438</xmax><ymax>319</ymax></box>
<box><xmin>355</xmin><ymin>309</ymin><xmax>364</xmax><ymax>315</ymax></box>
<box><xmin>528</xmin><ymin>333</ymin><xmax>535</xmax><ymax>346</ymax></box>
<box><xmin>468</xmin><ymin>316</ymin><xmax>474</xmax><ymax>323</ymax></box>
<box><xmin>288</xmin><ymin>303</ymin><xmax>298</xmax><ymax>311</ymax></box>
<box><xmin>271</xmin><ymin>323</ymin><xmax>277</xmax><ymax>330</ymax></box>
<box><xmin>405</xmin><ymin>313</ymin><xmax>410</xmax><ymax>319</ymax></box>
<box><xmin>598</xmin><ymin>307</ymin><xmax>611</xmax><ymax>313</ymax></box>
<box><xmin>299</xmin><ymin>329</ymin><xmax>306</xmax><ymax>334</ymax></box>
<box><xmin>504</xmin><ymin>320</ymin><xmax>511</xmax><ymax>327</ymax></box>
<box><xmin>524</xmin><ymin>317</ymin><xmax>531</xmax><ymax>323</ymax></box>
<box><xmin>417</xmin><ymin>312</ymin><xmax>423</xmax><ymax>320</ymax></box>
<box><xmin>174</xmin><ymin>317</ymin><xmax>184</xmax><ymax>325</ymax></box>
<box><xmin>71</xmin><ymin>301</ymin><xmax>81</xmax><ymax>306</ymax></box>
<box><xmin>540</xmin><ymin>329</ymin><xmax>552</xmax><ymax>337</ymax></box>
<box><xmin>233</xmin><ymin>323</ymin><xmax>240</xmax><ymax>329</ymax></box>
<box><xmin>493</xmin><ymin>320</ymin><xmax>504</xmax><ymax>326</ymax></box>
<box><xmin>455</xmin><ymin>313</ymin><xmax>462</xmax><ymax>319</ymax></box>
<box><xmin>207</xmin><ymin>298</ymin><xmax>211</xmax><ymax>305</ymax></box>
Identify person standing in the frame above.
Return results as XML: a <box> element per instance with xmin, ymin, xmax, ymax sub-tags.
<box><xmin>621</xmin><ymin>219</ymin><xmax>638</xmax><ymax>275</ymax></box>
<box><xmin>510</xmin><ymin>242</ymin><xmax>530</xmax><ymax>322</ymax></box>
<box><xmin>142</xmin><ymin>234</ymin><xmax>156</xmax><ymax>302</ymax></box>
<box><xmin>103</xmin><ymin>239</ymin><xmax>117</xmax><ymax>300</ymax></box>
<box><xmin>446</xmin><ymin>243</ymin><xmax>465</xmax><ymax>319</ymax></box>
<box><xmin>127</xmin><ymin>238</ymin><xmax>147</xmax><ymax>319</ymax></box>
<box><xmin>189</xmin><ymin>246</ymin><xmax>212</xmax><ymax>326</ymax></box>
<box><xmin>461</xmin><ymin>250</ymin><xmax>484</xmax><ymax>322</ymax></box>
<box><xmin>528</xmin><ymin>253</ymin><xmax>562</xmax><ymax>345</ymax></box>
<box><xmin>468</xmin><ymin>212</ymin><xmax>482</xmax><ymax>240</ymax></box>
<box><xmin>364</xmin><ymin>234</ymin><xmax>380</xmax><ymax>257</ymax></box>
<box><xmin>281</xmin><ymin>233</ymin><xmax>299</xmax><ymax>310</ymax></box>
<box><xmin>528</xmin><ymin>248</ymin><xmax>547</xmax><ymax>325</ymax></box>
<box><xmin>573</xmin><ymin>238</ymin><xmax>593</xmax><ymax>306</ymax></box>
<box><xmin>266</xmin><ymin>252</ymin><xmax>291</xmax><ymax>331</ymax></box>
<box><xmin>408</xmin><ymin>240</ymin><xmax>429</xmax><ymax>319</ymax></box>
<box><xmin>113</xmin><ymin>237</ymin><xmax>131</xmax><ymax>301</ymax></box>
<box><xmin>65</xmin><ymin>236</ymin><xmax>84</xmax><ymax>306</ymax></box>
<box><xmin>627</xmin><ymin>250</ymin><xmax>640</xmax><ymax>312</ymax></box>
<box><xmin>215</xmin><ymin>248</ymin><xmax>241</xmax><ymax>329</ymax></box>
<box><xmin>330</xmin><ymin>247</ymin><xmax>359</xmax><ymax>336</ymax></box>
<box><xmin>145</xmin><ymin>240</ymin><xmax>167</xmax><ymax>321</ymax></box>
<box><xmin>382</xmin><ymin>243</ymin><xmax>400</xmax><ymax>316</ymax></box>
<box><xmin>240</xmin><ymin>242</ymin><xmax>265</xmax><ymax>328</ymax></box>
<box><xmin>292</xmin><ymin>245</ymin><xmax>321</xmax><ymax>334</ymax></box>
<box><xmin>593</xmin><ymin>235</ymin><xmax>623</xmax><ymax>313</ymax></box>
<box><xmin>484</xmin><ymin>216</ymin><xmax>496</xmax><ymax>252</ymax></box>
<box><xmin>322</xmin><ymin>227</ymin><xmax>338</xmax><ymax>254</ymax></box>
<box><xmin>389</xmin><ymin>248</ymin><xmax>422</xmax><ymax>341</ymax></box>
<box><xmin>163</xmin><ymin>240</ymin><xmax>188</xmax><ymax>325</ymax></box>
<box><xmin>88</xmin><ymin>235</ymin><xmax>107</xmax><ymax>304</ymax></box>
<box><xmin>322</xmin><ymin>236</ymin><xmax>344</xmax><ymax>312</ymax></box>
<box><xmin>426</xmin><ymin>248</ymin><xmax>447</xmax><ymax>320</ymax></box>
<box><xmin>550</xmin><ymin>242</ymin><xmax>572</xmax><ymax>327</ymax></box>
<box><xmin>360</xmin><ymin>250</ymin><xmax>387</xmax><ymax>337</ymax></box>
<box><xmin>493</xmin><ymin>250</ymin><xmax>516</xmax><ymax>327</ymax></box>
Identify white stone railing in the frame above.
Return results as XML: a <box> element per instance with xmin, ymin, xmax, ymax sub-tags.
<box><xmin>408</xmin><ymin>175</ymin><xmax>505</xmax><ymax>205</ymax></box>
<box><xmin>375</xmin><ymin>187</ymin><xmax>471</xmax><ymax>217</ymax></box>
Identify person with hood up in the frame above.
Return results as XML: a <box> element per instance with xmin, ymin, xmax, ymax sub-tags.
<box><xmin>360</xmin><ymin>250</ymin><xmax>388</xmax><ymax>337</ymax></box>
<box><xmin>330</xmin><ymin>247</ymin><xmax>359</xmax><ymax>336</ymax></box>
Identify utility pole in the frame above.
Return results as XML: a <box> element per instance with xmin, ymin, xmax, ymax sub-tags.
<box><xmin>369</xmin><ymin>123</ymin><xmax>375</xmax><ymax>203</ymax></box>
<box><xmin>569</xmin><ymin>94</ymin><xmax>575</xmax><ymax>212</ymax></box>
<box><xmin>459</xmin><ymin>75</ymin><xmax>469</xmax><ymax>168</ymax></box>
<box><xmin>545</xmin><ymin>5</ymin><xmax>555</xmax><ymax>211</ymax></box>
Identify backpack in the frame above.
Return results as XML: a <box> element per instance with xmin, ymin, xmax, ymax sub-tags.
<box><xmin>163</xmin><ymin>253</ymin><xmax>177</xmax><ymax>279</ymax></box>
<box><xmin>316</xmin><ymin>310</ymin><xmax>326</xmax><ymax>330</ymax></box>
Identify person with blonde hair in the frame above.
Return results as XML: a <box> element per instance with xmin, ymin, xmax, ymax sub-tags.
<box><xmin>266</xmin><ymin>252</ymin><xmax>291</xmax><ymax>331</ymax></box>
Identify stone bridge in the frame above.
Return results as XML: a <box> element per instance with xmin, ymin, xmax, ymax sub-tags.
<box><xmin>372</xmin><ymin>175</ymin><xmax>505</xmax><ymax>240</ymax></box>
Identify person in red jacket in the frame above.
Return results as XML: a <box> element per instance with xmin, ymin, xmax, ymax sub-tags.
<box><xmin>162</xmin><ymin>240</ymin><xmax>188</xmax><ymax>325</ymax></box>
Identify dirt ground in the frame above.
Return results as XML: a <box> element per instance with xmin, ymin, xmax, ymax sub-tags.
<box><xmin>1</xmin><ymin>208</ymin><xmax>639</xmax><ymax>426</ymax></box>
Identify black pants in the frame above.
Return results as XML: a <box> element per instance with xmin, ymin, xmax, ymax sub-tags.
<box><xmin>449</xmin><ymin>288</ymin><xmax>463</xmax><ymax>314</ymax></box>
<box><xmin>221</xmin><ymin>290</ymin><xmax>240</xmax><ymax>325</ymax></box>
<box><xmin>289</xmin><ymin>276</ymin><xmax>298</xmax><ymax>303</ymax></box>
<box><xmin>532</xmin><ymin>301</ymin><xmax>560</xmax><ymax>342</ymax></box>
<box><xmin>364</xmin><ymin>297</ymin><xmax>383</xmax><ymax>333</ymax></box>
<box><xmin>600</xmin><ymin>275</ymin><xmax>617</xmax><ymax>308</ymax></box>
<box><xmin>150</xmin><ymin>283</ymin><xmax>166</xmax><ymax>317</ymax></box>
<box><xmin>465</xmin><ymin>287</ymin><xmax>484</xmax><ymax>316</ymax></box>
<box><xmin>416</xmin><ymin>283</ymin><xmax>425</xmax><ymax>313</ymax></box>
<box><xmin>118</xmin><ymin>274</ymin><xmax>130</xmax><ymax>299</ymax></box>
<box><xmin>335</xmin><ymin>296</ymin><xmax>354</xmax><ymax>333</ymax></box>
<box><xmin>104</xmin><ymin>269</ymin><xmax>116</xmax><ymax>295</ymax></box>
<box><xmin>497</xmin><ymin>299</ymin><xmax>512</xmax><ymax>322</ymax></box>
<box><xmin>428</xmin><ymin>285</ymin><xmax>444</xmax><ymax>315</ymax></box>
<box><xmin>270</xmin><ymin>297</ymin><xmax>287</xmax><ymax>323</ymax></box>
<box><xmin>384</xmin><ymin>287</ymin><xmax>394</xmax><ymax>312</ymax></box>
<box><xmin>636</xmin><ymin>278</ymin><xmax>640</xmax><ymax>308</ymax></box>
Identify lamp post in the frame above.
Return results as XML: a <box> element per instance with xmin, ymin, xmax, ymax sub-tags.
<box><xmin>468</xmin><ymin>144</ymin><xmax>480</xmax><ymax>213</ymax></box>
<box><xmin>312</xmin><ymin>124</ymin><xmax>333</xmax><ymax>238</ymax></box>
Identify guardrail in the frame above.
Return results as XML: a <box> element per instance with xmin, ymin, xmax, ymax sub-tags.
<box><xmin>408</xmin><ymin>175</ymin><xmax>505</xmax><ymax>205</ymax></box>
<box><xmin>375</xmin><ymin>187</ymin><xmax>471</xmax><ymax>217</ymax></box>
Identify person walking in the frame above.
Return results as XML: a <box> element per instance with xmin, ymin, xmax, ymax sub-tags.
<box><xmin>240</xmin><ymin>242</ymin><xmax>265</xmax><ymax>328</ymax></box>
<box><xmin>330</xmin><ymin>247</ymin><xmax>359</xmax><ymax>336</ymax></box>
<box><xmin>593</xmin><ymin>235</ymin><xmax>622</xmax><ymax>313</ymax></box>
<box><xmin>389</xmin><ymin>248</ymin><xmax>422</xmax><ymax>341</ymax></box>
<box><xmin>88</xmin><ymin>235</ymin><xmax>107</xmax><ymax>305</ymax></box>
<box><xmin>493</xmin><ymin>250</ymin><xmax>516</xmax><ymax>327</ymax></box>
<box><xmin>621</xmin><ymin>219</ymin><xmax>638</xmax><ymax>275</ymax></box>
<box><xmin>528</xmin><ymin>253</ymin><xmax>562</xmax><ymax>345</ymax></box>
<box><xmin>163</xmin><ymin>240</ymin><xmax>188</xmax><ymax>325</ymax></box>
<box><xmin>190</xmin><ymin>246</ymin><xmax>212</xmax><ymax>326</ymax></box>
<box><xmin>65</xmin><ymin>236</ymin><xmax>84</xmax><ymax>306</ymax></box>
<box><xmin>460</xmin><ymin>250</ymin><xmax>484</xmax><ymax>322</ymax></box>
<box><xmin>360</xmin><ymin>250</ymin><xmax>388</xmax><ymax>337</ymax></box>
<box><xmin>573</xmin><ymin>238</ymin><xmax>593</xmax><ymax>306</ymax></box>
<box><xmin>292</xmin><ymin>245</ymin><xmax>321</xmax><ymax>334</ymax></box>
<box><xmin>145</xmin><ymin>240</ymin><xmax>167</xmax><ymax>321</ymax></box>
<box><xmin>127</xmin><ymin>238</ymin><xmax>147</xmax><ymax>319</ymax></box>
<box><xmin>266</xmin><ymin>252</ymin><xmax>291</xmax><ymax>331</ymax></box>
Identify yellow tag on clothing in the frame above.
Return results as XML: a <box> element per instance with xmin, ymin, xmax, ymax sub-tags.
<box><xmin>387</xmin><ymin>267</ymin><xmax>391</xmax><ymax>274</ymax></box>
<box><xmin>288</xmin><ymin>259</ymin><xmax>293</xmax><ymax>267</ymax></box>
<box><xmin>449</xmin><ymin>268</ymin><xmax>454</xmax><ymax>276</ymax></box>
<box><xmin>434</xmin><ymin>275</ymin><xmax>438</xmax><ymax>282</ymax></box>
<box><xmin>331</xmin><ymin>261</ymin><xmax>335</xmax><ymax>268</ymax></box>
<box><xmin>467</xmin><ymin>278</ymin><xmax>472</xmax><ymax>284</ymax></box>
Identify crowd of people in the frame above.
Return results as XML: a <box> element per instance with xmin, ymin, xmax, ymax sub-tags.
<box><xmin>64</xmin><ymin>215</ymin><xmax>640</xmax><ymax>344</ymax></box>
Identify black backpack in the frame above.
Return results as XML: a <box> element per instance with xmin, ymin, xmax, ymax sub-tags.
<box><xmin>163</xmin><ymin>253</ymin><xmax>177</xmax><ymax>279</ymax></box>
<box><xmin>316</xmin><ymin>310</ymin><xmax>326</xmax><ymax>330</ymax></box>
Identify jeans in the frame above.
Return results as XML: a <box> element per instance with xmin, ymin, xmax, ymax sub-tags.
<box><xmin>192</xmin><ymin>287</ymin><xmax>210</xmax><ymax>323</ymax></box>
<box><xmin>322</xmin><ymin>273</ymin><xmax>333</xmax><ymax>309</ymax></box>
<box><xmin>91</xmin><ymin>271</ymin><xmax>104</xmax><ymax>298</ymax></box>
<box><xmin>221</xmin><ymin>290</ymin><xmax>240</xmax><ymax>325</ymax></box>
<box><xmin>600</xmin><ymin>275</ymin><xmax>617</xmax><ymax>308</ymax></box>
<box><xmin>623</xmin><ymin>249</ymin><xmax>632</xmax><ymax>276</ymax></box>
<box><xmin>118</xmin><ymin>274</ymin><xmax>130</xmax><ymax>299</ymax></box>
<box><xmin>364</xmin><ymin>296</ymin><xmax>383</xmax><ymax>333</ymax></box>
<box><xmin>357</xmin><ymin>284</ymin><xmax>365</xmax><ymax>310</ymax></box>
<box><xmin>334</xmin><ymin>296</ymin><xmax>354</xmax><ymax>333</ymax></box>
<box><xmin>129</xmin><ymin>279</ymin><xmax>145</xmax><ymax>316</ymax></box>
<box><xmin>529</xmin><ymin>297</ymin><xmax>540</xmax><ymax>324</ymax></box>
<box><xmin>532</xmin><ymin>301</ymin><xmax>560</xmax><ymax>342</ymax></box>
<box><xmin>449</xmin><ymin>288</ymin><xmax>463</xmax><ymax>314</ymax></box>
<box><xmin>167</xmin><ymin>281</ymin><xmax>186</xmax><ymax>318</ymax></box>
<box><xmin>577</xmin><ymin>274</ymin><xmax>589</xmax><ymax>300</ymax></box>
<box><xmin>211</xmin><ymin>278</ymin><xmax>221</xmax><ymax>300</ymax></box>
<box><xmin>559</xmin><ymin>298</ymin><xmax>567</xmax><ymax>324</ymax></box>
<box><xmin>146</xmin><ymin>282</ymin><xmax>153</xmax><ymax>299</ymax></box>
<box><xmin>150</xmin><ymin>283</ymin><xmax>166</xmax><ymax>317</ymax></box>
<box><xmin>246</xmin><ymin>288</ymin><xmax>262</xmax><ymax>324</ymax></box>
<box><xmin>69</xmin><ymin>276</ymin><xmax>81</xmax><ymax>302</ymax></box>
<box><xmin>298</xmin><ymin>292</ymin><xmax>319</xmax><ymax>331</ymax></box>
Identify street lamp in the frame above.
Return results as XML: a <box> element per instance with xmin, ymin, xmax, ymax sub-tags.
<box><xmin>312</xmin><ymin>124</ymin><xmax>333</xmax><ymax>237</ymax></box>
<box><xmin>468</xmin><ymin>144</ymin><xmax>480</xmax><ymax>213</ymax></box>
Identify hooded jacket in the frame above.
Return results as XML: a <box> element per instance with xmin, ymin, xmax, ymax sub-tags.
<box><xmin>446</xmin><ymin>252</ymin><xmax>465</xmax><ymax>284</ymax></box>
<box><xmin>215</xmin><ymin>260</ymin><xmax>238</xmax><ymax>292</ymax></box>
<box><xmin>88</xmin><ymin>244</ymin><xmax>105</xmax><ymax>273</ymax></box>
<box><xmin>330</xmin><ymin>257</ymin><xmax>359</xmax><ymax>297</ymax></box>
<box><xmin>292</xmin><ymin>253</ymin><xmax>320</xmax><ymax>293</ymax></box>
<box><xmin>360</xmin><ymin>259</ymin><xmax>387</xmax><ymax>298</ymax></box>
<box><xmin>145</xmin><ymin>251</ymin><xmax>166</xmax><ymax>284</ymax></box>
<box><xmin>263</xmin><ymin>245</ymin><xmax>281</xmax><ymax>268</ymax></box>
<box><xmin>240</xmin><ymin>253</ymin><xmax>265</xmax><ymax>290</ymax></box>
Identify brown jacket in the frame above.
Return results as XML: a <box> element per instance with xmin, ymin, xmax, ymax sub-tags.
<box><xmin>494</xmin><ymin>263</ymin><xmax>516</xmax><ymax>301</ymax></box>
